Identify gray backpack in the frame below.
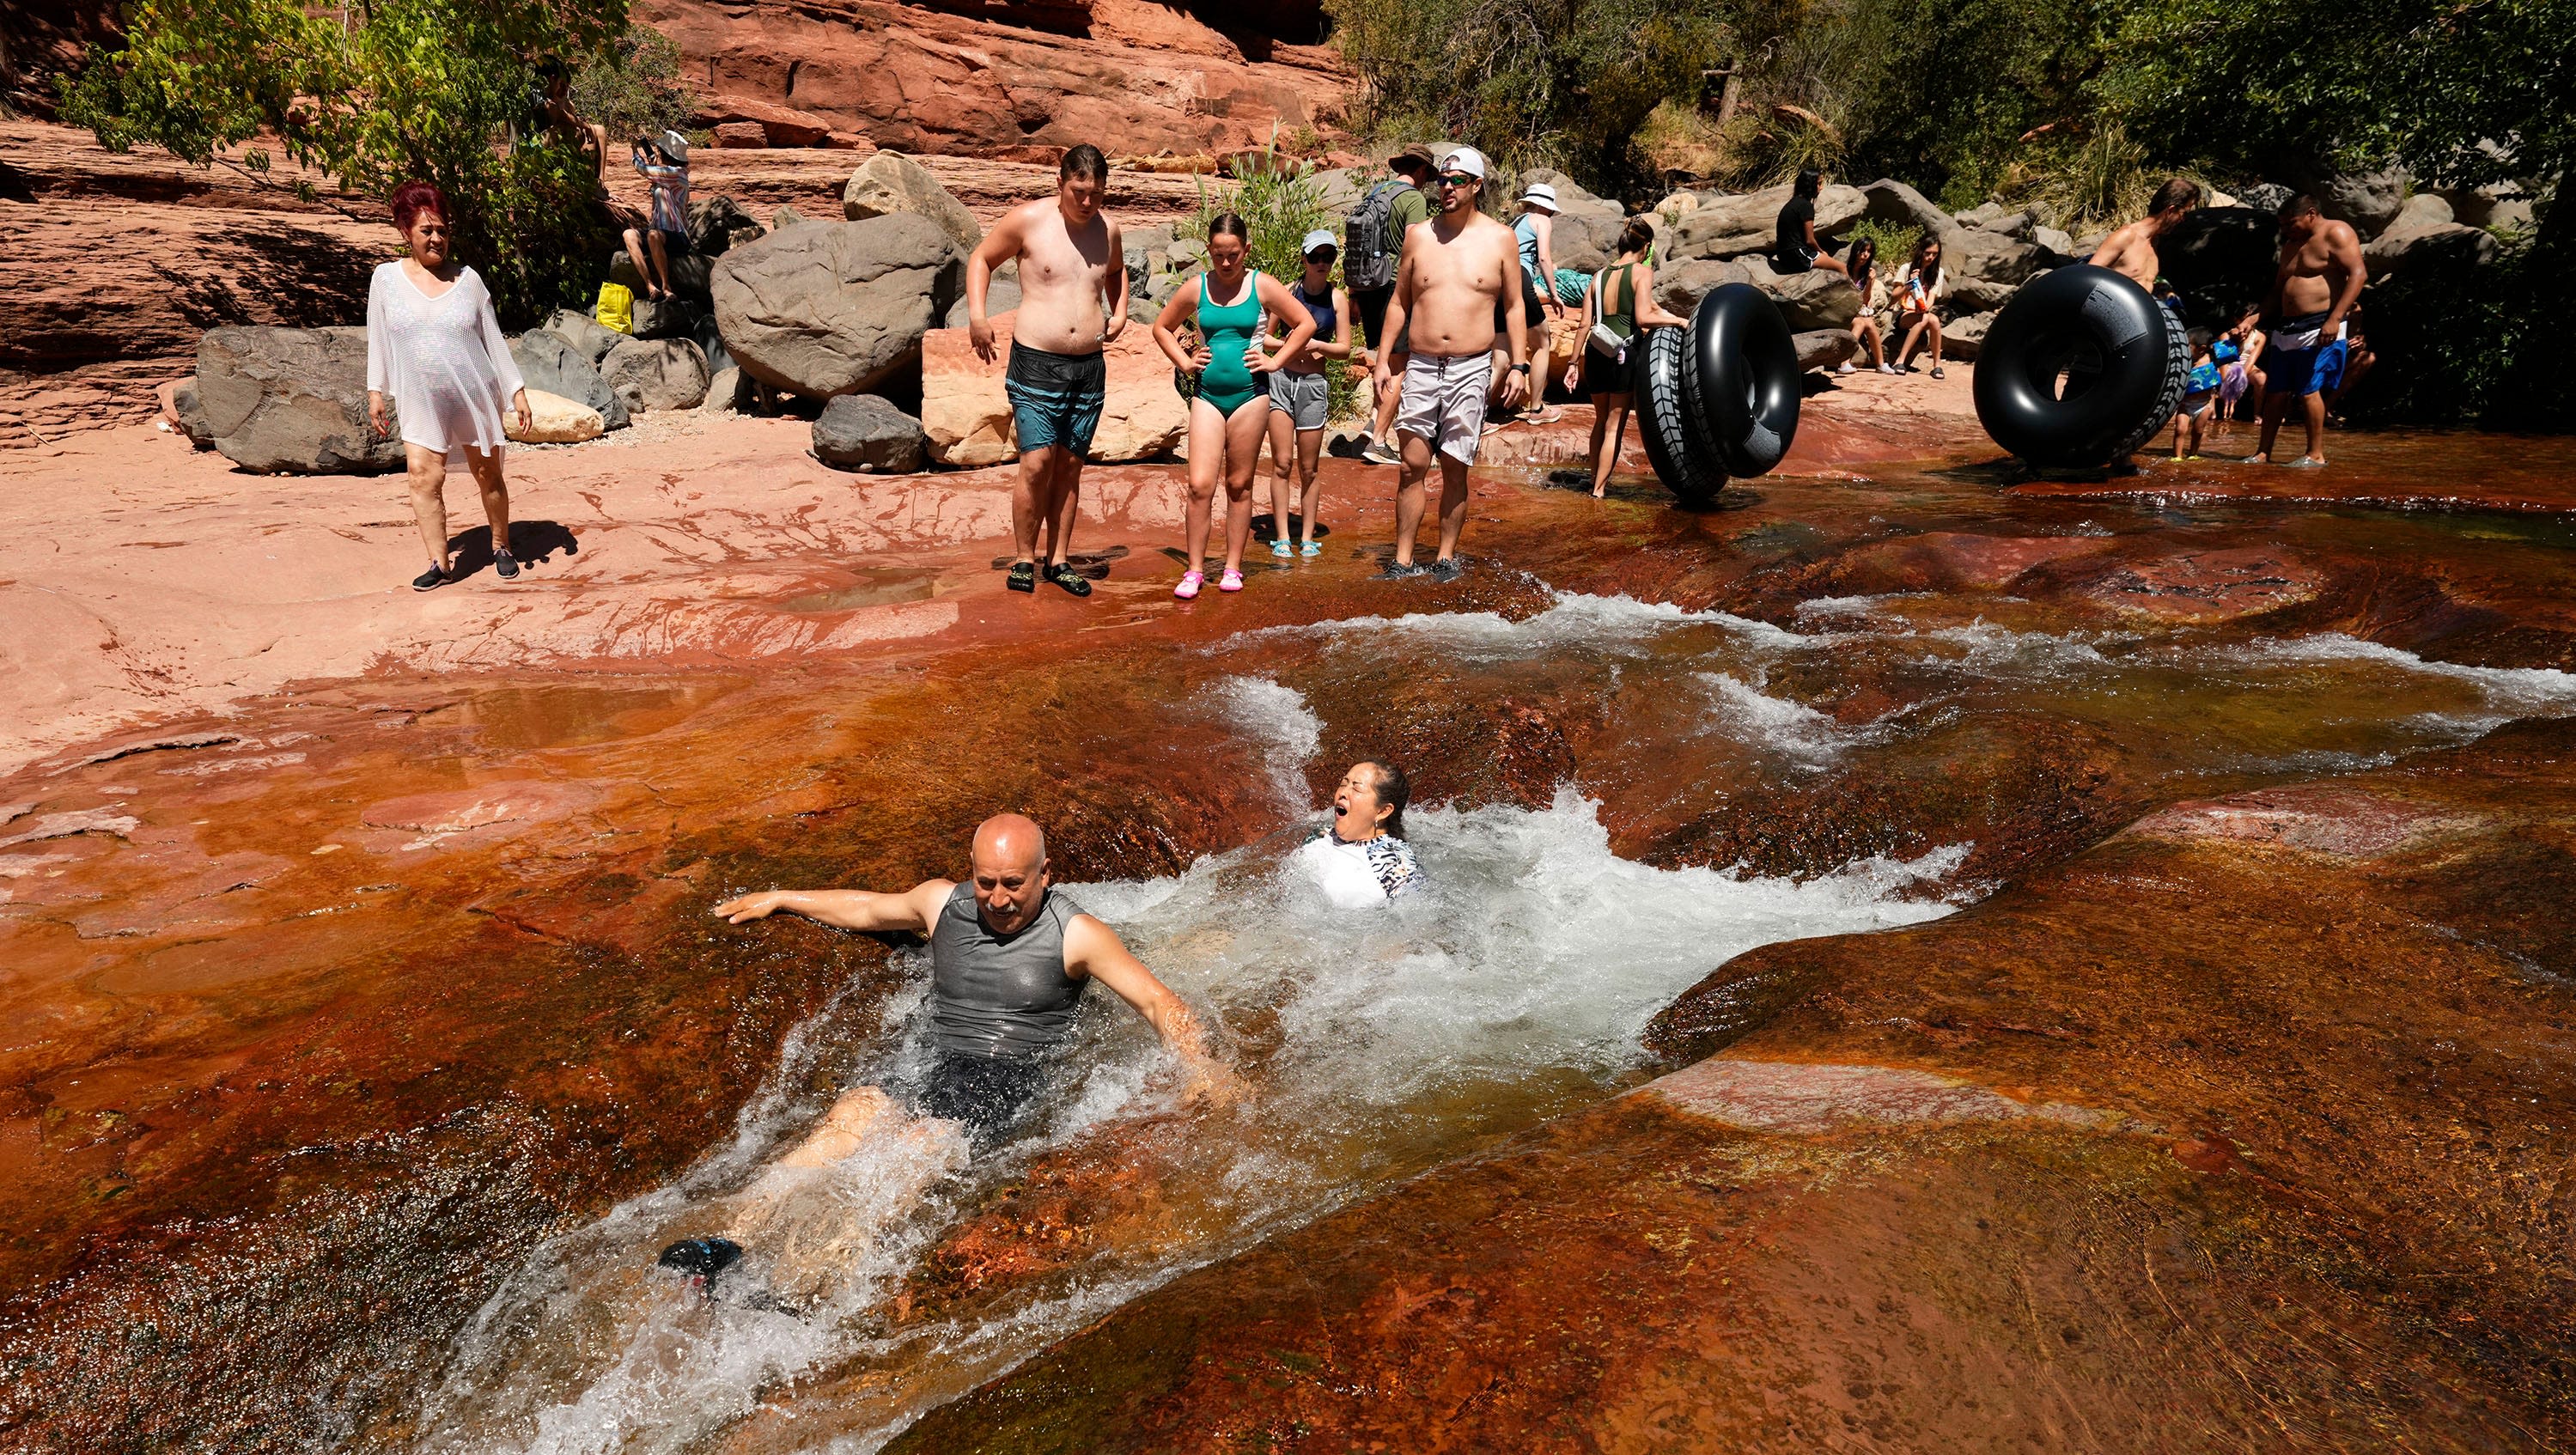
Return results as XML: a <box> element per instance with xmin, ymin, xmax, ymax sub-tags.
<box><xmin>1344</xmin><ymin>178</ymin><xmax>1411</xmax><ymax>292</ymax></box>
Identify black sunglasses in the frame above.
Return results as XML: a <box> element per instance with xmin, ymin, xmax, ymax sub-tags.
<box><xmin>1437</xmin><ymin>173</ymin><xmax>1477</xmax><ymax>187</ymax></box>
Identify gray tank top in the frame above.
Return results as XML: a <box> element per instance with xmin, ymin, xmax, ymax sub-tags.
<box><xmin>927</xmin><ymin>881</ymin><xmax>1087</xmax><ymax>1060</ymax></box>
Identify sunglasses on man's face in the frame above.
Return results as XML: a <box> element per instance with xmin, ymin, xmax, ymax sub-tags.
<box><xmin>1438</xmin><ymin>174</ymin><xmax>1477</xmax><ymax>188</ymax></box>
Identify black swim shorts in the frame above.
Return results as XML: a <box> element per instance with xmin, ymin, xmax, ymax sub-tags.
<box><xmin>1005</xmin><ymin>342</ymin><xmax>1107</xmax><ymax>456</ymax></box>
<box><xmin>910</xmin><ymin>1050</ymin><xmax>1048</xmax><ymax>1148</ymax></box>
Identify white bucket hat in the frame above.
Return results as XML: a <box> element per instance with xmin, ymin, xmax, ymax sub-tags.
<box><xmin>658</xmin><ymin>129</ymin><xmax>691</xmax><ymax>164</ymax></box>
<box><xmin>1518</xmin><ymin>182</ymin><xmax>1558</xmax><ymax>210</ymax></box>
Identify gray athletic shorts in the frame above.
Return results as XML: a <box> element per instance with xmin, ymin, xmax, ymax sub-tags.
<box><xmin>1395</xmin><ymin>352</ymin><xmax>1493</xmax><ymax>465</ymax></box>
<box><xmin>1269</xmin><ymin>369</ymin><xmax>1328</xmax><ymax>430</ymax></box>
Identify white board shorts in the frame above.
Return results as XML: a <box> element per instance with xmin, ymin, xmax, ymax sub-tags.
<box><xmin>1394</xmin><ymin>352</ymin><xmax>1493</xmax><ymax>466</ymax></box>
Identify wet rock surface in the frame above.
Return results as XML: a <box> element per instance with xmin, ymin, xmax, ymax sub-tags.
<box><xmin>6</xmin><ymin>399</ymin><xmax>2576</xmax><ymax>1451</ymax></box>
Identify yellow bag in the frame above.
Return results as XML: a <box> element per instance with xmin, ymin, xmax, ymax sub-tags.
<box><xmin>594</xmin><ymin>282</ymin><xmax>634</xmax><ymax>334</ymax></box>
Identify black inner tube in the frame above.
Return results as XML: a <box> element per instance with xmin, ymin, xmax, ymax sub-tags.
<box><xmin>1973</xmin><ymin>264</ymin><xmax>2189</xmax><ymax>470</ymax></box>
<box><xmin>1692</xmin><ymin>284</ymin><xmax>1801</xmax><ymax>477</ymax></box>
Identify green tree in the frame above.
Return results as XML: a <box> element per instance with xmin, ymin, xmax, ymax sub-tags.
<box><xmin>570</xmin><ymin>22</ymin><xmax>697</xmax><ymax>146</ymax></box>
<box><xmin>61</xmin><ymin>0</ymin><xmax>631</xmax><ymax>324</ymax></box>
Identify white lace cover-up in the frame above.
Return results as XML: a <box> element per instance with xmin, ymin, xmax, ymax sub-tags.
<box><xmin>364</xmin><ymin>262</ymin><xmax>527</xmax><ymax>460</ymax></box>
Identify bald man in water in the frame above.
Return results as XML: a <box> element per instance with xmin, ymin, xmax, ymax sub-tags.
<box><xmin>714</xmin><ymin>814</ymin><xmax>1235</xmax><ymax>1157</ymax></box>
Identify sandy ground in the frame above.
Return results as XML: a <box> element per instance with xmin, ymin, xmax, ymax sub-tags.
<box><xmin>0</xmin><ymin>368</ymin><xmax>1980</xmax><ymax>777</ymax></box>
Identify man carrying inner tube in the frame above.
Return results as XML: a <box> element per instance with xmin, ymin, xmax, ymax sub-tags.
<box><xmin>714</xmin><ymin>814</ymin><xmax>1239</xmax><ymax>1154</ymax></box>
<box><xmin>2245</xmin><ymin>193</ymin><xmax>2366</xmax><ymax>469</ymax></box>
<box><xmin>2089</xmin><ymin>178</ymin><xmax>2203</xmax><ymax>291</ymax></box>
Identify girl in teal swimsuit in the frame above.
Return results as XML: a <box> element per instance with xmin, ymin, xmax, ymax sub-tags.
<box><xmin>1153</xmin><ymin>213</ymin><xmax>1315</xmax><ymax>599</ymax></box>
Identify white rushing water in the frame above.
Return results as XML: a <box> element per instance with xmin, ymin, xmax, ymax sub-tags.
<box><xmin>405</xmin><ymin>666</ymin><xmax>1967</xmax><ymax>1455</ymax></box>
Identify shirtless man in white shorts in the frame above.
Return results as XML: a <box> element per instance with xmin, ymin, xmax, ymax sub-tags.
<box><xmin>968</xmin><ymin>143</ymin><xmax>1127</xmax><ymax>597</ymax></box>
<box><xmin>1370</xmin><ymin>148</ymin><xmax>1528</xmax><ymax>581</ymax></box>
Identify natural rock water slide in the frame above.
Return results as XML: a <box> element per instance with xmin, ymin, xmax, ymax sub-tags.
<box><xmin>5</xmin><ymin>426</ymin><xmax>2576</xmax><ymax>1452</ymax></box>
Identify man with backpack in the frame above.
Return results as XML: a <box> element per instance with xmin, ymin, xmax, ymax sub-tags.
<box><xmin>1344</xmin><ymin>145</ymin><xmax>1435</xmax><ymax>466</ymax></box>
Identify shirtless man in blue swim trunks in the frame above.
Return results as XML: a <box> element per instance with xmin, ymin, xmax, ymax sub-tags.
<box><xmin>2246</xmin><ymin>193</ymin><xmax>2366</xmax><ymax>468</ymax></box>
<box><xmin>969</xmin><ymin>145</ymin><xmax>1126</xmax><ymax>597</ymax></box>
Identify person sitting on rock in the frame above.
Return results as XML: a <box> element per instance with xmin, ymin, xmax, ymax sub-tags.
<box><xmin>2088</xmin><ymin>177</ymin><xmax>2203</xmax><ymax>291</ymax></box>
<box><xmin>623</xmin><ymin>131</ymin><xmax>691</xmax><ymax>303</ymax></box>
<box><xmin>968</xmin><ymin>143</ymin><xmax>1129</xmax><ymax>598</ymax></box>
<box><xmin>1834</xmin><ymin>235</ymin><xmax>1897</xmax><ymax>376</ymax></box>
<box><xmin>364</xmin><ymin>180</ymin><xmax>533</xmax><ymax>592</ymax></box>
<box><xmin>1773</xmin><ymin>168</ymin><xmax>1849</xmax><ymax>277</ymax></box>
<box><xmin>1891</xmin><ymin>237</ymin><xmax>1947</xmax><ymax>379</ymax></box>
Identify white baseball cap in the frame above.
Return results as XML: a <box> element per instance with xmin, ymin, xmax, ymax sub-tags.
<box><xmin>1300</xmin><ymin>228</ymin><xmax>1337</xmax><ymax>257</ymax></box>
<box><xmin>1440</xmin><ymin>147</ymin><xmax>1488</xmax><ymax>180</ymax></box>
<box><xmin>1518</xmin><ymin>182</ymin><xmax>1557</xmax><ymax>210</ymax></box>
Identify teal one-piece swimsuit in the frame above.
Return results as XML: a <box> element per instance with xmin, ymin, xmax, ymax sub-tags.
<box><xmin>1195</xmin><ymin>270</ymin><xmax>1265</xmax><ymax>416</ymax></box>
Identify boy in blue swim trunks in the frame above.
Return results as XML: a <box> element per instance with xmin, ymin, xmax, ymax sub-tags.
<box><xmin>2247</xmin><ymin>193</ymin><xmax>2366</xmax><ymax>468</ymax></box>
<box><xmin>2170</xmin><ymin>329</ymin><xmax>2221</xmax><ymax>460</ymax></box>
<box><xmin>968</xmin><ymin>143</ymin><xmax>1125</xmax><ymax>597</ymax></box>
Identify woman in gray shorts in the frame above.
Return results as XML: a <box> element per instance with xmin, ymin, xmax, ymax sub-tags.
<box><xmin>1264</xmin><ymin>229</ymin><xmax>1355</xmax><ymax>557</ymax></box>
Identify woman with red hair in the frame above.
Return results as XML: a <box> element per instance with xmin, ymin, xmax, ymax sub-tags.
<box><xmin>366</xmin><ymin>181</ymin><xmax>534</xmax><ymax>591</ymax></box>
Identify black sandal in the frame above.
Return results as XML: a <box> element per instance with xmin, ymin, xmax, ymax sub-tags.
<box><xmin>1006</xmin><ymin>561</ymin><xmax>1037</xmax><ymax>594</ymax></box>
<box><xmin>1044</xmin><ymin>562</ymin><xmax>1093</xmax><ymax>597</ymax></box>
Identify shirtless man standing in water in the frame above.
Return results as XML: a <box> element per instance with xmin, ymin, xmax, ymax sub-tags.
<box><xmin>2246</xmin><ymin>193</ymin><xmax>2366</xmax><ymax>467</ymax></box>
<box><xmin>970</xmin><ymin>145</ymin><xmax>1126</xmax><ymax>597</ymax></box>
<box><xmin>2089</xmin><ymin>177</ymin><xmax>2203</xmax><ymax>290</ymax></box>
<box><xmin>1372</xmin><ymin>147</ymin><xmax>1528</xmax><ymax>581</ymax></box>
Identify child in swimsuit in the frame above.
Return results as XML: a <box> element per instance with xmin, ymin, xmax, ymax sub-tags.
<box><xmin>2171</xmin><ymin>328</ymin><xmax>2221</xmax><ymax>460</ymax></box>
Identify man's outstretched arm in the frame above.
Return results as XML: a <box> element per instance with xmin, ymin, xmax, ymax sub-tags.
<box><xmin>1066</xmin><ymin>915</ymin><xmax>1239</xmax><ymax>1099</ymax></box>
<box><xmin>714</xmin><ymin>880</ymin><xmax>951</xmax><ymax>931</ymax></box>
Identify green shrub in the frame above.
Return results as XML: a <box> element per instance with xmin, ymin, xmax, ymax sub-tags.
<box><xmin>1184</xmin><ymin>137</ymin><xmax>1365</xmax><ymax>422</ymax></box>
<box><xmin>570</xmin><ymin>24</ymin><xmax>696</xmax><ymax>146</ymax></box>
<box><xmin>60</xmin><ymin>0</ymin><xmax>630</xmax><ymax>325</ymax></box>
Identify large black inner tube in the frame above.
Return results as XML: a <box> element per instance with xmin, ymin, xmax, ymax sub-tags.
<box><xmin>1632</xmin><ymin>320</ymin><xmax>1728</xmax><ymax>506</ymax></box>
<box><xmin>1973</xmin><ymin>263</ymin><xmax>2192</xmax><ymax>470</ymax></box>
<box><xmin>1689</xmin><ymin>283</ymin><xmax>1801</xmax><ymax>476</ymax></box>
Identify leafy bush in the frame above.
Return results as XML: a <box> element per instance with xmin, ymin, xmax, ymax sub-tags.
<box><xmin>60</xmin><ymin>0</ymin><xmax>630</xmax><ymax>325</ymax></box>
<box><xmin>569</xmin><ymin>24</ymin><xmax>696</xmax><ymax>147</ymax></box>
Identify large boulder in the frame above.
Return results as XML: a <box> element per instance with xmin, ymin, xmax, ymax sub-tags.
<box><xmin>1949</xmin><ymin>228</ymin><xmax>2047</xmax><ymax>285</ymax></box>
<box><xmin>1940</xmin><ymin>275</ymin><xmax>2018</xmax><ymax>314</ymax></box>
<box><xmin>843</xmin><ymin>152</ymin><xmax>984</xmax><ymax>258</ymax></box>
<box><xmin>600</xmin><ymin>338</ymin><xmax>712</xmax><ymax>412</ymax></box>
<box><xmin>2311</xmin><ymin>167</ymin><xmax>2409</xmax><ymax>240</ymax></box>
<box><xmin>2236</xmin><ymin>182</ymin><xmax>2293</xmax><ymax>215</ymax></box>
<box><xmin>2032</xmin><ymin>224</ymin><xmax>2074</xmax><ymax>258</ymax></box>
<box><xmin>1655</xmin><ymin>257</ymin><xmax>1775</xmax><ymax>315</ymax></box>
<box><xmin>1514</xmin><ymin>167</ymin><xmax>1621</xmax><ymax>216</ymax></box>
<box><xmin>2436</xmin><ymin>183</ymin><xmax>2535</xmax><ymax>234</ymax></box>
<box><xmin>1942</xmin><ymin>310</ymin><xmax>1996</xmax><ymax>362</ymax></box>
<box><xmin>1667</xmin><ymin>182</ymin><xmax>1866</xmax><ymax>261</ymax></box>
<box><xmin>1769</xmin><ymin>268</ymin><xmax>1860</xmax><ymax>332</ymax></box>
<box><xmin>712</xmin><ymin>215</ymin><xmax>962</xmax><ymax>399</ymax></box>
<box><xmin>631</xmin><ymin>295</ymin><xmax>703</xmax><ymax>342</ymax></box>
<box><xmin>539</xmin><ymin>308</ymin><xmax>627</xmax><ymax>365</ymax></box>
<box><xmin>813</xmin><ymin>393</ymin><xmax>929</xmax><ymax>472</ymax></box>
<box><xmin>1794</xmin><ymin>328</ymin><xmax>1857</xmax><ymax>372</ymax></box>
<box><xmin>505</xmin><ymin>388</ymin><xmax>605</xmax><ymax>444</ymax></box>
<box><xmin>1861</xmin><ymin>179</ymin><xmax>1973</xmax><ymax>263</ymax></box>
<box><xmin>944</xmin><ymin>274</ymin><xmax>1022</xmax><ymax>329</ymax></box>
<box><xmin>193</xmin><ymin>326</ymin><xmax>404</xmax><ymax>475</ymax></box>
<box><xmin>920</xmin><ymin>310</ymin><xmax>1183</xmax><ymax>466</ymax></box>
<box><xmin>606</xmin><ymin>249</ymin><xmax>714</xmax><ymax>303</ymax></box>
<box><xmin>687</xmin><ymin>194</ymin><xmax>766</xmax><ymax>258</ymax></box>
<box><xmin>1548</xmin><ymin>211</ymin><xmax>1634</xmax><ymax>274</ymax></box>
<box><xmin>2366</xmin><ymin>218</ymin><xmax>2497</xmax><ymax>273</ymax></box>
<box><xmin>701</xmin><ymin>366</ymin><xmax>758</xmax><ymax>416</ymax></box>
<box><xmin>510</xmin><ymin>330</ymin><xmax>631</xmax><ymax>429</ymax></box>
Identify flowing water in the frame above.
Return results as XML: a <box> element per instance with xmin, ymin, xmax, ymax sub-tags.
<box><xmin>399</xmin><ymin>587</ymin><xmax>2576</xmax><ymax>1453</ymax></box>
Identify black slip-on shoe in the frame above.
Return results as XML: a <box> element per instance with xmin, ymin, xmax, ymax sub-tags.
<box><xmin>411</xmin><ymin>564</ymin><xmax>449</xmax><ymax>592</ymax></box>
<box><xmin>494</xmin><ymin>548</ymin><xmax>521</xmax><ymax>580</ymax></box>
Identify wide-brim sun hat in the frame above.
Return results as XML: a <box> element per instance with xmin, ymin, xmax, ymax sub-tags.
<box><xmin>659</xmin><ymin>129</ymin><xmax>691</xmax><ymax>164</ymax></box>
<box><xmin>1300</xmin><ymin>228</ymin><xmax>1337</xmax><ymax>257</ymax></box>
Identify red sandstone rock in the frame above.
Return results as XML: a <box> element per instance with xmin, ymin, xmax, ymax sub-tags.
<box><xmin>2122</xmin><ymin>782</ymin><xmax>2481</xmax><ymax>859</ymax></box>
<box><xmin>711</xmin><ymin>120</ymin><xmax>767</xmax><ymax>148</ymax></box>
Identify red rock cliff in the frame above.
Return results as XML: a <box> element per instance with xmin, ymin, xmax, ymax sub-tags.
<box><xmin>642</xmin><ymin>0</ymin><xmax>1351</xmax><ymax>161</ymax></box>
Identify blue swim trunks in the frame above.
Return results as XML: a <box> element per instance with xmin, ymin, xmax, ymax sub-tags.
<box><xmin>1004</xmin><ymin>341</ymin><xmax>1106</xmax><ymax>456</ymax></box>
<box><xmin>2256</xmin><ymin>336</ymin><xmax>2348</xmax><ymax>399</ymax></box>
